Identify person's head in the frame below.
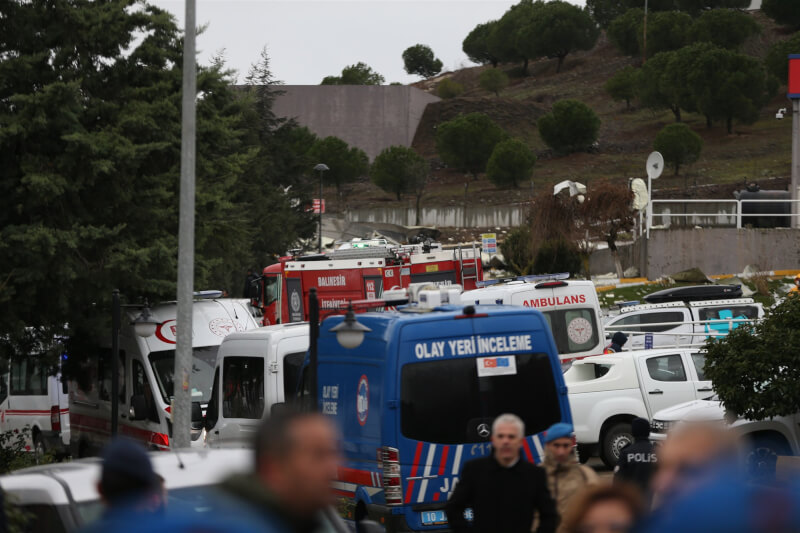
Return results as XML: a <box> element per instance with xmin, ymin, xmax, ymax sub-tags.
<box><xmin>97</xmin><ymin>439</ymin><xmax>160</xmax><ymax>507</ymax></box>
<box><xmin>631</xmin><ymin>417</ymin><xmax>650</xmax><ymax>441</ymax></box>
<box><xmin>544</xmin><ymin>422</ymin><xmax>574</xmax><ymax>464</ymax></box>
<box><xmin>560</xmin><ymin>484</ymin><xmax>645</xmax><ymax>533</ymax></box>
<box><xmin>650</xmin><ymin>422</ymin><xmax>733</xmax><ymax>505</ymax></box>
<box><xmin>611</xmin><ymin>332</ymin><xmax>628</xmax><ymax>346</ymax></box>
<box><xmin>254</xmin><ymin>409</ymin><xmax>341</xmax><ymax>515</ymax></box>
<box><xmin>491</xmin><ymin>413</ymin><xmax>524</xmax><ymax>466</ymax></box>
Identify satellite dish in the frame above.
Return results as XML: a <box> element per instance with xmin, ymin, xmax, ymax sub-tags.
<box><xmin>631</xmin><ymin>178</ymin><xmax>649</xmax><ymax>211</ymax></box>
<box><xmin>646</xmin><ymin>152</ymin><xmax>664</xmax><ymax>180</ymax></box>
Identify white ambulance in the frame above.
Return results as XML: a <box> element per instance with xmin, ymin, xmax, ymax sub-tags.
<box><xmin>68</xmin><ymin>295</ymin><xmax>259</xmax><ymax>457</ymax></box>
<box><xmin>460</xmin><ymin>275</ymin><xmax>605</xmax><ymax>365</ymax></box>
<box><xmin>0</xmin><ymin>364</ymin><xmax>69</xmax><ymax>458</ymax></box>
<box><xmin>203</xmin><ymin>323</ymin><xmax>309</xmax><ymax>448</ymax></box>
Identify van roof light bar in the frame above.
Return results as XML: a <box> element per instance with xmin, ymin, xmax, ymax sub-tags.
<box><xmin>193</xmin><ymin>290</ymin><xmax>223</xmax><ymax>299</ymax></box>
<box><xmin>475</xmin><ymin>272</ymin><xmax>570</xmax><ymax>289</ymax></box>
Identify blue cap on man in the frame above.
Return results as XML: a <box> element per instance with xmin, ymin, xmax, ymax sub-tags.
<box><xmin>101</xmin><ymin>438</ymin><xmax>159</xmax><ymax>490</ymax></box>
<box><xmin>543</xmin><ymin>422</ymin><xmax>573</xmax><ymax>443</ymax></box>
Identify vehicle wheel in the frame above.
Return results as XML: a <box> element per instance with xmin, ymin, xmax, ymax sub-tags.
<box><xmin>601</xmin><ymin>422</ymin><xmax>633</xmax><ymax>469</ymax></box>
<box><xmin>33</xmin><ymin>434</ymin><xmax>46</xmax><ymax>464</ymax></box>
<box><xmin>746</xmin><ymin>435</ymin><xmax>791</xmax><ymax>481</ymax></box>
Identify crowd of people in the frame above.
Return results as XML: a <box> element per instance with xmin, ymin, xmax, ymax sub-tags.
<box><xmin>70</xmin><ymin>410</ymin><xmax>800</xmax><ymax>533</ymax></box>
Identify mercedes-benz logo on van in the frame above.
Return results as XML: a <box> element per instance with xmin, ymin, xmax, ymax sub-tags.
<box><xmin>477</xmin><ymin>423</ymin><xmax>491</xmax><ymax>438</ymax></box>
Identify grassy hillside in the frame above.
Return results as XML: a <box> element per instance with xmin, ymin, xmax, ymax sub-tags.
<box><xmin>327</xmin><ymin>11</ymin><xmax>795</xmax><ymax>213</ymax></box>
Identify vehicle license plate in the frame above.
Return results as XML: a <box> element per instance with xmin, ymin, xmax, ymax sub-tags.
<box><xmin>420</xmin><ymin>510</ymin><xmax>447</xmax><ymax>525</ymax></box>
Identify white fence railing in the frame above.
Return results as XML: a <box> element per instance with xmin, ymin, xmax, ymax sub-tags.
<box><xmin>646</xmin><ymin>199</ymin><xmax>800</xmax><ymax>237</ymax></box>
<box><xmin>604</xmin><ymin>317</ymin><xmax>759</xmax><ymax>349</ymax></box>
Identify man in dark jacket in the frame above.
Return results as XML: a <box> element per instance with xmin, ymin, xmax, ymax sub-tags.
<box><xmin>219</xmin><ymin>410</ymin><xmax>342</xmax><ymax>533</ymax></box>
<box><xmin>446</xmin><ymin>413</ymin><xmax>558</xmax><ymax>533</ymax></box>
<box><xmin>614</xmin><ymin>417</ymin><xmax>657</xmax><ymax>495</ymax></box>
<box><xmin>604</xmin><ymin>332</ymin><xmax>628</xmax><ymax>353</ymax></box>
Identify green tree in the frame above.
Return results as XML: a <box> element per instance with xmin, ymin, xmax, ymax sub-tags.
<box><xmin>517</xmin><ymin>0</ymin><xmax>600</xmax><ymax>73</ymax></box>
<box><xmin>641</xmin><ymin>11</ymin><xmax>693</xmax><ymax>58</ymax></box>
<box><xmin>240</xmin><ymin>48</ymin><xmax>318</xmax><ymax>269</ymax></box>
<box><xmin>486</xmin><ymin>138</ymin><xmax>537</xmax><ymax>188</ymax></box>
<box><xmin>537</xmin><ymin>99</ymin><xmax>601</xmax><ymax>154</ymax></box>
<box><xmin>533</xmin><ymin>240</ymin><xmax>582</xmax><ymax>276</ymax></box>
<box><xmin>463</xmin><ymin>21</ymin><xmax>500</xmax><ymax>67</ymax></box>
<box><xmin>402</xmin><ymin>44</ymin><xmax>443</xmax><ymax>78</ymax></box>
<box><xmin>674</xmin><ymin>0</ymin><xmax>750</xmax><ymax>15</ymax></box>
<box><xmin>636</xmin><ymin>49</ymin><xmax>697</xmax><ymax>123</ymax></box>
<box><xmin>435</xmin><ymin>112</ymin><xmax>507</xmax><ymax>178</ymax></box>
<box><xmin>688</xmin><ymin>47</ymin><xmax>776</xmax><ymax>133</ymax></box>
<box><xmin>370</xmin><ymin>146</ymin><xmax>427</xmax><ymax>200</ymax></box>
<box><xmin>479</xmin><ymin>68</ymin><xmax>510</xmax><ymax>96</ymax></box>
<box><xmin>608</xmin><ymin>8</ymin><xmax>644</xmax><ymax>57</ymax></box>
<box><xmin>320</xmin><ymin>62</ymin><xmax>385</xmax><ymax>85</ymax></box>
<box><xmin>307</xmin><ymin>137</ymin><xmax>369</xmax><ymax>196</ymax></box>
<box><xmin>605</xmin><ymin>65</ymin><xmax>638</xmax><ymax>110</ymax></box>
<box><xmin>653</xmin><ymin>123</ymin><xmax>703</xmax><ymax>175</ymax></box>
<box><xmin>690</xmin><ymin>9</ymin><xmax>760</xmax><ymax>50</ymax></box>
<box><xmin>436</xmin><ymin>78</ymin><xmax>465</xmax><ymax>99</ymax></box>
<box><xmin>762</xmin><ymin>0</ymin><xmax>800</xmax><ymax>30</ymax></box>
<box><xmin>488</xmin><ymin>0</ymin><xmax>539</xmax><ymax>73</ymax></box>
<box><xmin>704</xmin><ymin>295</ymin><xmax>800</xmax><ymax>421</ymax></box>
<box><xmin>0</xmin><ymin>0</ymin><xmax>272</xmax><ymax>366</ymax></box>
<box><xmin>501</xmin><ymin>225</ymin><xmax>536</xmax><ymax>275</ymax></box>
<box><xmin>586</xmin><ymin>0</ymin><xmax>637</xmax><ymax>29</ymax></box>
<box><xmin>766</xmin><ymin>31</ymin><xmax>800</xmax><ymax>81</ymax></box>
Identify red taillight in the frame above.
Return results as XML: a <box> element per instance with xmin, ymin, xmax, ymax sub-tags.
<box><xmin>50</xmin><ymin>406</ymin><xmax>61</xmax><ymax>433</ymax></box>
<box><xmin>150</xmin><ymin>432</ymin><xmax>170</xmax><ymax>450</ymax></box>
<box><xmin>379</xmin><ymin>446</ymin><xmax>402</xmax><ymax>505</ymax></box>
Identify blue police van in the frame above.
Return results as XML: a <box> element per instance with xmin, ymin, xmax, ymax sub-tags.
<box><xmin>311</xmin><ymin>292</ymin><xmax>572</xmax><ymax>531</ymax></box>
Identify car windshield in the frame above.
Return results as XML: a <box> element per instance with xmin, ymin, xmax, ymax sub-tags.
<box><xmin>541</xmin><ymin>308</ymin><xmax>600</xmax><ymax>355</ymax></box>
<box><xmin>401</xmin><ymin>352</ymin><xmax>562</xmax><ymax>444</ymax></box>
<box><xmin>149</xmin><ymin>347</ymin><xmax>219</xmax><ymax>404</ymax></box>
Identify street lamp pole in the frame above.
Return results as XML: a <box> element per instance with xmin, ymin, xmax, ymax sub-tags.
<box><xmin>111</xmin><ymin>290</ymin><xmax>120</xmax><ymax>436</ymax></box>
<box><xmin>174</xmin><ymin>0</ymin><xmax>197</xmax><ymax>449</ymax></box>
<box><xmin>642</xmin><ymin>0</ymin><xmax>648</xmax><ymax>64</ymax></box>
<box><xmin>314</xmin><ymin>164</ymin><xmax>329</xmax><ymax>253</ymax></box>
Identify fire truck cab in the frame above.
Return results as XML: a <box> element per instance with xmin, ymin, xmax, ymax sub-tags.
<box><xmin>461</xmin><ymin>275</ymin><xmax>604</xmax><ymax>365</ymax></box>
<box><xmin>258</xmin><ymin>241</ymin><xmax>483</xmax><ymax>326</ymax></box>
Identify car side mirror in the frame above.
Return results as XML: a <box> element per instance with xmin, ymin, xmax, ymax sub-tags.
<box><xmin>129</xmin><ymin>394</ymin><xmax>147</xmax><ymax>421</ymax></box>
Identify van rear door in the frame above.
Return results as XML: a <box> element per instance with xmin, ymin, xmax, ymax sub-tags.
<box><xmin>396</xmin><ymin>313</ymin><xmax>566</xmax><ymax>520</ymax></box>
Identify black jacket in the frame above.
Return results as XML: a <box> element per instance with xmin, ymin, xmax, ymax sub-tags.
<box><xmin>445</xmin><ymin>454</ymin><xmax>558</xmax><ymax>533</ymax></box>
<box><xmin>614</xmin><ymin>438</ymin><xmax>657</xmax><ymax>493</ymax></box>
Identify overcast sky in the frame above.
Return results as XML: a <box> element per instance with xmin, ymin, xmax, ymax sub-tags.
<box><xmin>149</xmin><ymin>0</ymin><xmax>586</xmax><ymax>85</ymax></box>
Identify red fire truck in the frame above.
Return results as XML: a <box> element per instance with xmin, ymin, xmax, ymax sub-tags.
<box><xmin>256</xmin><ymin>240</ymin><xmax>483</xmax><ymax>325</ymax></box>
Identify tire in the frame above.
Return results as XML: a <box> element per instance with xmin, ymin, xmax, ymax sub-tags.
<box><xmin>601</xmin><ymin>422</ymin><xmax>634</xmax><ymax>469</ymax></box>
<box><xmin>746</xmin><ymin>435</ymin><xmax>791</xmax><ymax>481</ymax></box>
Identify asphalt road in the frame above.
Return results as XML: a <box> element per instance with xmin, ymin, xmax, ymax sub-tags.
<box><xmin>587</xmin><ymin>457</ymin><xmax>614</xmax><ymax>481</ymax></box>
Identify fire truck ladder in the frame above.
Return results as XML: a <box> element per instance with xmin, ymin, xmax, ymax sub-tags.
<box><xmin>458</xmin><ymin>242</ymin><xmax>481</xmax><ymax>285</ymax></box>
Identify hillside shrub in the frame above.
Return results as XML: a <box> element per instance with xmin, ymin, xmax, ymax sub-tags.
<box><xmin>653</xmin><ymin>123</ymin><xmax>703</xmax><ymax>175</ymax></box>
<box><xmin>436</xmin><ymin>78</ymin><xmax>464</xmax><ymax>99</ymax></box>
<box><xmin>479</xmin><ymin>68</ymin><xmax>509</xmax><ymax>96</ymax></box>
<box><xmin>486</xmin><ymin>138</ymin><xmax>536</xmax><ymax>188</ymax></box>
<box><xmin>537</xmin><ymin>99</ymin><xmax>601</xmax><ymax>154</ymax></box>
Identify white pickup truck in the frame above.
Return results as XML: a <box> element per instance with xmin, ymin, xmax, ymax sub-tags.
<box><xmin>565</xmin><ymin>348</ymin><xmax>711</xmax><ymax>467</ymax></box>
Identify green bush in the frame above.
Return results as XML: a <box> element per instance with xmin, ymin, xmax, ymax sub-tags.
<box><xmin>500</xmin><ymin>225</ymin><xmax>535</xmax><ymax>275</ymax></box>
<box><xmin>538</xmin><ymin>99</ymin><xmax>601</xmax><ymax>154</ymax></box>
<box><xmin>605</xmin><ymin>65</ymin><xmax>638</xmax><ymax>110</ymax></box>
<box><xmin>435</xmin><ymin>112</ymin><xmax>507</xmax><ymax>176</ymax></box>
<box><xmin>766</xmin><ymin>31</ymin><xmax>800</xmax><ymax>81</ymax></box>
<box><xmin>486</xmin><ymin>138</ymin><xmax>536</xmax><ymax>188</ymax></box>
<box><xmin>533</xmin><ymin>239</ymin><xmax>582</xmax><ymax>276</ymax></box>
<box><xmin>479</xmin><ymin>68</ymin><xmax>509</xmax><ymax>97</ymax></box>
<box><xmin>608</xmin><ymin>8</ymin><xmax>644</xmax><ymax>56</ymax></box>
<box><xmin>653</xmin><ymin>123</ymin><xmax>703</xmax><ymax>175</ymax></box>
<box><xmin>436</xmin><ymin>78</ymin><xmax>464</xmax><ymax>99</ymax></box>
<box><xmin>762</xmin><ymin>0</ymin><xmax>800</xmax><ymax>29</ymax></box>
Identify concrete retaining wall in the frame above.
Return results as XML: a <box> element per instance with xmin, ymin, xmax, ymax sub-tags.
<box><xmin>645</xmin><ymin>228</ymin><xmax>800</xmax><ymax>278</ymax></box>
<box><xmin>345</xmin><ymin>205</ymin><xmax>526</xmax><ymax>228</ymax></box>
<box><xmin>272</xmin><ymin>86</ymin><xmax>440</xmax><ymax>161</ymax></box>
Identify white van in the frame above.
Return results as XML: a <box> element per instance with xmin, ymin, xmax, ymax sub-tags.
<box><xmin>461</xmin><ymin>276</ymin><xmax>605</xmax><ymax>364</ymax></box>
<box><xmin>0</xmin><ymin>364</ymin><xmax>69</xmax><ymax>458</ymax></box>
<box><xmin>69</xmin><ymin>296</ymin><xmax>258</xmax><ymax>456</ymax></box>
<box><xmin>604</xmin><ymin>298</ymin><xmax>764</xmax><ymax>350</ymax></box>
<box><xmin>204</xmin><ymin>323</ymin><xmax>309</xmax><ymax>448</ymax></box>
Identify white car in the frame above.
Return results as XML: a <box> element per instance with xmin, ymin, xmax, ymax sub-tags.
<box><xmin>0</xmin><ymin>448</ymin><xmax>373</xmax><ymax>532</ymax></box>
<box><xmin>565</xmin><ymin>348</ymin><xmax>711</xmax><ymax>467</ymax></box>
<box><xmin>650</xmin><ymin>397</ymin><xmax>800</xmax><ymax>477</ymax></box>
